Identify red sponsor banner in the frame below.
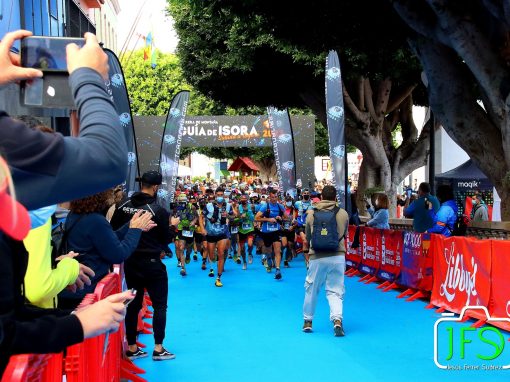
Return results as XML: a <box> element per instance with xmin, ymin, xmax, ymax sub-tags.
<box><xmin>400</xmin><ymin>232</ymin><xmax>433</xmax><ymax>291</ymax></box>
<box><xmin>376</xmin><ymin>230</ymin><xmax>403</xmax><ymax>282</ymax></box>
<box><xmin>431</xmin><ymin>235</ymin><xmax>492</xmax><ymax>320</ymax></box>
<box><xmin>359</xmin><ymin>227</ymin><xmax>381</xmax><ymax>275</ymax></box>
<box><xmin>346</xmin><ymin>225</ymin><xmax>362</xmax><ymax>268</ymax></box>
<box><xmin>489</xmin><ymin>240</ymin><xmax>510</xmax><ymax>331</ymax></box>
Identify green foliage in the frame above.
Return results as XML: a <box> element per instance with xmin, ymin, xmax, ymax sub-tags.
<box><xmin>121</xmin><ymin>49</ymin><xmax>225</xmax><ymax>116</ymax></box>
<box><xmin>364</xmin><ymin>186</ymin><xmax>385</xmax><ymax>198</ymax></box>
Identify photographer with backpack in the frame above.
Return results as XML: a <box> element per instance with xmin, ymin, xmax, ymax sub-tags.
<box><xmin>302</xmin><ymin>185</ymin><xmax>349</xmax><ymax>337</ymax></box>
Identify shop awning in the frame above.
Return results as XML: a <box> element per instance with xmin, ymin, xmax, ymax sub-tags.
<box><xmin>228</xmin><ymin>157</ymin><xmax>259</xmax><ymax>172</ymax></box>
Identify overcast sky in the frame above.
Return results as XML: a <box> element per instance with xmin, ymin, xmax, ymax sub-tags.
<box><xmin>117</xmin><ymin>0</ymin><xmax>178</xmax><ymax>54</ymax></box>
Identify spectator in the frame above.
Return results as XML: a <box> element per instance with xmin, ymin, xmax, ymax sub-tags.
<box><xmin>0</xmin><ymin>30</ymin><xmax>134</xmax><ymax>378</ymax></box>
<box><xmin>471</xmin><ymin>194</ymin><xmax>489</xmax><ymax>222</ymax></box>
<box><xmin>110</xmin><ymin>171</ymin><xmax>178</xmax><ymax>361</ymax></box>
<box><xmin>58</xmin><ymin>189</ymin><xmax>154</xmax><ymax>309</ymax></box>
<box><xmin>366</xmin><ymin>193</ymin><xmax>390</xmax><ymax>230</ymax></box>
<box><xmin>426</xmin><ymin>185</ymin><xmax>458</xmax><ymax>237</ymax></box>
<box><xmin>303</xmin><ymin>185</ymin><xmax>349</xmax><ymax>336</ymax></box>
<box><xmin>403</xmin><ymin>182</ymin><xmax>440</xmax><ymax>232</ymax></box>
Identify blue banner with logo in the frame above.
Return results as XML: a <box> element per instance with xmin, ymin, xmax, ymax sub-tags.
<box><xmin>159</xmin><ymin>91</ymin><xmax>190</xmax><ymax>207</ymax></box>
<box><xmin>104</xmin><ymin>49</ymin><xmax>139</xmax><ymax>195</ymax></box>
<box><xmin>325</xmin><ymin>50</ymin><xmax>346</xmax><ymax>208</ymax></box>
<box><xmin>267</xmin><ymin>107</ymin><xmax>297</xmax><ymax>198</ymax></box>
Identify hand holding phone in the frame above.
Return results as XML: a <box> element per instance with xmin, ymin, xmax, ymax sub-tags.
<box><xmin>124</xmin><ymin>289</ymin><xmax>137</xmax><ymax>306</ymax></box>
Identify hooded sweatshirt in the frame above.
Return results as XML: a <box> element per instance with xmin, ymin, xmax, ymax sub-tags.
<box><xmin>305</xmin><ymin>200</ymin><xmax>349</xmax><ymax>260</ymax></box>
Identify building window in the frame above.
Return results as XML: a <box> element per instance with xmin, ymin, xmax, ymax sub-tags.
<box><xmin>322</xmin><ymin>159</ymin><xmax>330</xmax><ymax>171</ymax></box>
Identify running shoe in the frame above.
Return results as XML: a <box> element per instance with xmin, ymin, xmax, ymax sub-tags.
<box><xmin>261</xmin><ymin>254</ymin><xmax>267</xmax><ymax>265</ymax></box>
<box><xmin>177</xmin><ymin>261</ymin><xmax>182</xmax><ymax>268</ymax></box>
<box><xmin>266</xmin><ymin>265</ymin><xmax>272</xmax><ymax>273</ymax></box>
<box><xmin>215</xmin><ymin>278</ymin><xmax>223</xmax><ymax>287</ymax></box>
<box><xmin>152</xmin><ymin>348</ymin><xmax>176</xmax><ymax>361</ymax></box>
<box><xmin>185</xmin><ymin>254</ymin><xmax>191</xmax><ymax>264</ymax></box>
<box><xmin>201</xmin><ymin>261</ymin><xmax>207</xmax><ymax>270</ymax></box>
<box><xmin>242</xmin><ymin>263</ymin><xmax>247</xmax><ymax>270</ymax></box>
<box><xmin>275</xmin><ymin>269</ymin><xmax>282</xmax><ymax>280</ymax></box>
<box><xmin>333</xmin><ymin>320</ymin><xmax>345</xmax><ymax>337</ymax></box>
<box><xmin>284</xmin><ymin>260</ymin><xmax>289</xmax><ymax>268</ymax></box>
<box><xmin>193</xmin><ymin>254</ymin><xmax>198</xmax><ymax>261</ymax></box>
<box><xmin>126</xmin><ymin>348</ymin><xmax>148</xmax><ymax>360</ymax></box>
<box><xmin>302</xmin><ymin>320</ymin><xmax>313</xmax><ymax>333</ymax></box>
<box><xmin>208</xmin><ymin>269</ymin><xmax>215</xmax><ymax>277</ymax></box>
<box><xmin>248</xmin><ymin>254</ymin><xmax>253</xmax><ymax>264</ymax></box>
<box><xmin>235</xmin><ymin>256</ymin><xmax>242</xmax><ymax>264</ymax></box>
<box><xmin>180</xmin><ymin>269</ymin><xmax>187</xmax><ymax>277</ymax></box>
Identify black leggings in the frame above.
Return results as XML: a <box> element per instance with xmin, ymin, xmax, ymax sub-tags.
<box><xmin>124</xmin><ymin>257</ymin><xmax>168</xmax><ymax>345</ymax></box>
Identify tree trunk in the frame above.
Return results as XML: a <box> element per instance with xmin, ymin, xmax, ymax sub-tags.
<box><xmin>255</xmin><ymin>159</ymin><xmax>277</xmax><ymax>183</ymax></box>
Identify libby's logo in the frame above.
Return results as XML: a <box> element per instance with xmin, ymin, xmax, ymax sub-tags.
<box><xmin>440</xmin><ymin>242</ymin><xmax>478</xmax><ymax>303</ymax></box>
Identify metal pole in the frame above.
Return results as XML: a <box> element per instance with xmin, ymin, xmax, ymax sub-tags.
<box><xmin>429</xmin><ymin>111</ymin><xmax>435</xmax><ymax>194</ymax></box>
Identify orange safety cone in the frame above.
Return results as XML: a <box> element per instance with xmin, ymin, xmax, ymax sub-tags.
<box><xmin>397</xmin><ymin>288</ymin><xmax>415</xmax><ymax>298</ymax></box>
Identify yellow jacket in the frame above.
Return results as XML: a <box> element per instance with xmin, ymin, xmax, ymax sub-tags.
<box><xmin>23</xmin><ymin>219</ymin><xmax>80</xmax><ymax>308</ymax></box>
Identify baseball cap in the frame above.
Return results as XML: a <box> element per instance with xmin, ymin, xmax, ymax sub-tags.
<box><xmin>0</xmin><ymin>175</ymin><xmax>31</xmax><ymax>241</ymax></box>
<box><xmin>136</xmin><ymin>171</ymin><xmax>162</xmax><ymax>185</ymax></box>
<box><xmin>177</xmin><ymin>193</ymin><xmax>188</xmax><ymax>202</ymax></box>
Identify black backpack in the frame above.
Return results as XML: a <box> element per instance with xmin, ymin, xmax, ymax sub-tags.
<box><xmin>311</xmin><ymin>207</ymin><xmax>344</xmax><ymax>252</ymax></box>
<box><xmin>50</xmin><ymin>214</ymin><xmax>83</xmax><ymax>268</ymax></box>
<box><xmin>450</xmin><ymin>214</ymin><xmax>469</xmax><ymax>236</ymax></box>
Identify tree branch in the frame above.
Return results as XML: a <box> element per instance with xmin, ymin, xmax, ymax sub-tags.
<box><xmin>343</xmin><ymin>84</ymin><xmax>369</xmax><ymax>125</ymax></box>
<box><xmin>364</xmin><ymin>78</ymin><xmax>378</xmax><ymax>122</ymax></box>
<box><xmin>387</xmin><ymin>84</ymin><xmax>417</xmax><ymax>114</ymax></box>
<box><xmin>357</xmin><ymin>77</ymin><xmax>365</xmax><ymax>111</ymax></box>
<box><xmin>375</xmin><ymin>77</ymin><xmax>392</xmax><ymax>120</ymax></box>
<box><xmin>425</xmin><ymin>0</ymin><xmax>510</xmax><ymax>116</ymax></box>
<box><xmin>410</xmin><ymin>37</ymin><xmax>508</xmax><ymax>186</ymax></box>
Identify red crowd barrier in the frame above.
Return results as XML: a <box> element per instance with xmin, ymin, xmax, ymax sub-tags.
<box><xmin>430</xmin><ymin>235</ymin><xmax>492</xmax><ymax>322</ymax></box>
<box><xmin>1</xmin><ymin>353</ymin><xmax>63</xmax><ymax>382</ymax></box>
<box><xmin>490</xmin><ymin>240</ymin><xmax>510</xmax><ymax>331</ymax></box>
<box><xmin>65</xmin><ymin>272</ymin><xmax>122</xmax><ymax>382</ymax></box>
<box><xmin>2</xmin><ymin>272</ymin><xmax>138</xmax><ymax>382</ymax></box>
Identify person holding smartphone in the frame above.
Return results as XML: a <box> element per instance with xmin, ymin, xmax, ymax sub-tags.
<box><xmin>0</xmin><ymin>30</ymin><xmax>134</xmax><ymax>379</ymax></box>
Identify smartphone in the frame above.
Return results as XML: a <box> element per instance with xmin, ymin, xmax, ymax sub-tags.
<box><xmin>21</xmin><ymin>36</ymin><xmax>85</xmax><ymax>72</ymax></box>
<box><xmin>124</xmin><ymin>288</ymin><xmax>137</xmax><ymax>306</ymax></box>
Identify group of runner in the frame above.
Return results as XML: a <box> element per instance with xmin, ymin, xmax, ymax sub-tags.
<box><xmin>169</xmin><ymin>185</ymin><xmax>316</xmax><ymax>287</ymax></box>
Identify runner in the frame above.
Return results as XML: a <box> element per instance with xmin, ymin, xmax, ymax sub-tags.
<box><xmin>281</xmin><ymin>195</ymin><xmax>297</xmax><ymax>267</ymax></box>
<box><xmin>200</xmin><ymin>187</ymin><xmax>237</xmax><ymax>287</ymax></box>
<box><xmin>196</xmin><ymin>196</ymin><xmax>209</xmax><ymax>270</ymax></box>
<box><xmin>295</xmin><ymin>188</ymin><xmax>313</xmax><ymax>267</ymax></box>
<box><xmin>255</xmin><ymin>189</ymin><xmax>287</xmax><ymax>280</ymax></box>
<box><xmin>175</xmin><ymin>193</ymin><xmax>198</xmax><ymax>277</ymax></box>
<box><xmin>236</xmin><ymin>193</ymin><xmax>255</xmax><ymax>270</ymax></box>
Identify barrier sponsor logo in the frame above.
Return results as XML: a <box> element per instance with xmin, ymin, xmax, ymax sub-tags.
<box><xmin>439</xmin><ymin>242</ymin><xmax>478</xmax><ymax>304</ymax></box>
<box><xmin>440</xmin><ymin>242</ymin><xmax>478</xmax><ymax>304</ymax></box>
<box><xmin>434</xmin><ymin>306</ymin><xmax>510</xmax><ymax>370</ymax></box>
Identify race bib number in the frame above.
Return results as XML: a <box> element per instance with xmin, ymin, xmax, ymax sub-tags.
<box><xmin>283</xmin><ymin>221</ymin><xmax>291</xmax><ymax>230</ymax></box>
<box><xmin>230</xmin><ymin>226</ymin><xmax>239</xmax><ymax>234</ymax></box>
<box><xmin>242</xmin><ymin>223</ymin><xmax>252</xmax><ymax>230</ymax></box>
<box><xmin>182</xmin><ymin>230</ymin><xmax>193</xmax><ymax>238</ymax></box>
<box><xmin>267</xmin><ymin>222</ymin><xmax>279</xmax><ymax>232</ymax></box>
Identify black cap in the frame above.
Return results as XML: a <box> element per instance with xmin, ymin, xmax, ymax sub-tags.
<box><xmin>136</xmin><ymin>171</ymin><xmax>162</xmax><ymax>185</ymax></box>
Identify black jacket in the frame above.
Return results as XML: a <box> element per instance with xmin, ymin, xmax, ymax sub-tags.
<box><xmin>110</xmin><ymin>192</ymin><xmax>174</xmax><ymax>256</ymax></box>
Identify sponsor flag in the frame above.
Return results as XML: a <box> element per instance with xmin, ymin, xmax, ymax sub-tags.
<box><xmin>159</xmin><ymin>90</ymin><xmax>190</xmax><ymax>208</ymax></box>
<box><xmin>104</xmin><ymin>48</ymin><xmax>139</xmax><ymax>195</ymax></box>
<box><xmin>325</xmin><ymin>50</ymin><xmax>347</xmax><ymax>208</ymax></box>
<box><xmin>144</xmin><ymin>32</ymin><xmax>152</xmax><ymax>61</ymax></box>
<box><xmin>267</xmin><ymin>107</ymin><xmax>297</xmax><ymax>198</ymax></box>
